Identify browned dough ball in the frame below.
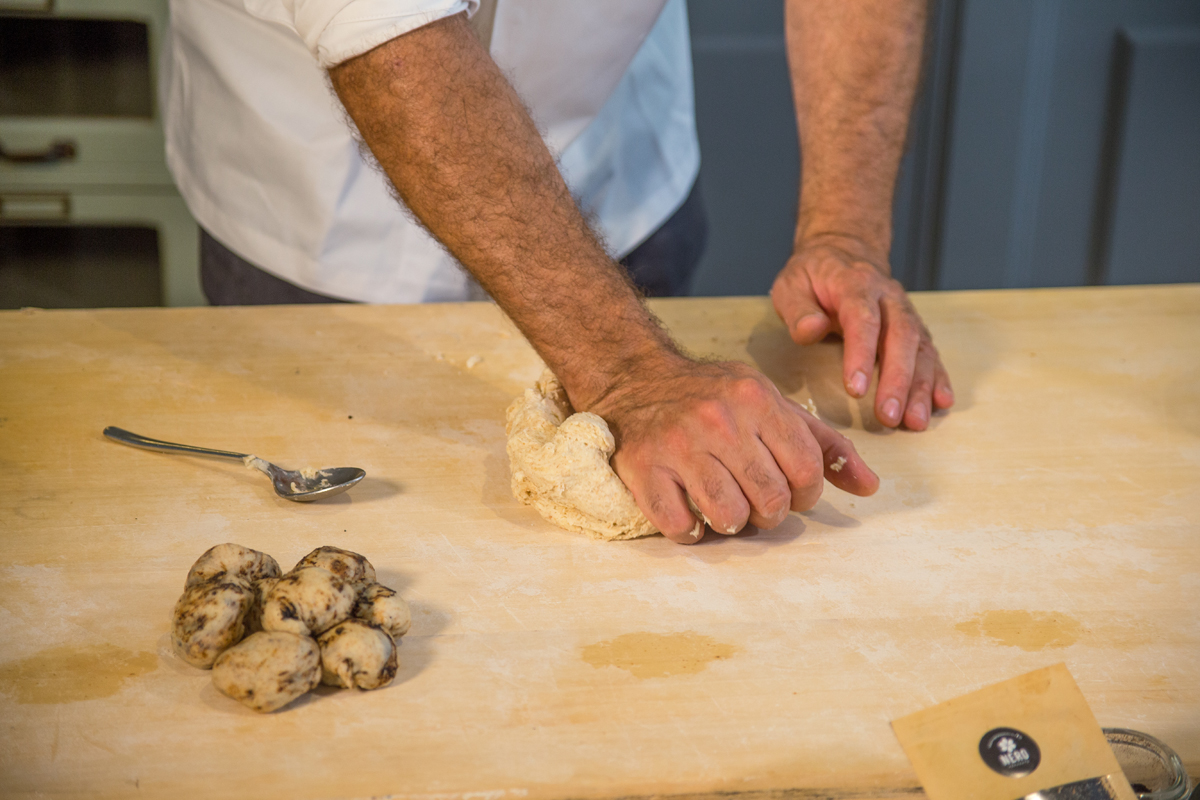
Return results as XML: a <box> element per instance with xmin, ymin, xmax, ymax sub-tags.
<box><xmin>292</xmin><ymin>546</ymin><xmax>376</xmax><ymax>592</ymax></box>
<box><xmin>354</xmin><ymin>583</ymin><xmax>411</xmax><ymax>638</ymax></box>
<box><xmin>171</xmin><ymin>579</ymin><xmax>254</xmax><ymax>668</ymax></box>
<box><xmin>317</xmin><ymin>619</ymin><xmax>397</xmax><ymax>690</ymax></box>
<box><xmin>212</xmin><ymin>631</ymin><xmax>321</xmax><ymax>713</ymax></box>
<box><xmin>260</xmin><ymin>566</ymin><xmax>355</xmax><ymax>637</ymax></box>
<box><xmin>185</xmin><ymin>543</ymin><xmax>281</xmax><ymax>589</ymax></box>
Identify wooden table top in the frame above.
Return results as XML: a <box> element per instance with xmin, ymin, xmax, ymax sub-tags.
<box><xmin>1</xmin><ymin>285</ymin><xmax>1197</xmax><ymax>799</ymax></box>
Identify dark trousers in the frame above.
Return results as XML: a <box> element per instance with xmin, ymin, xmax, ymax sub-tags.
<box><xmin>200</xmin><ymin>180</ymin><xmax>708</xmax><ymax>305</ymax></box>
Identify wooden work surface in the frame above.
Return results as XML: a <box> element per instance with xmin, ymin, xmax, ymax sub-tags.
<box><xmin>1</xmin><ymin>286</ymin><xmax>1197</xmax><ymax>799</ymax></box>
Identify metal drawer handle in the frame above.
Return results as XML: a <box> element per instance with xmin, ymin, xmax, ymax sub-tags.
<box><xmin>0</xmin><ymin>139</ymin><xmax>78</xmax><ymax>164</ymax></box>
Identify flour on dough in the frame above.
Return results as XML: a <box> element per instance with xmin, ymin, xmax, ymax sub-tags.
<box><xmin>506</xmin><ymin>370</ymin><xmax>657</xmax><ymax>541</ymax></box>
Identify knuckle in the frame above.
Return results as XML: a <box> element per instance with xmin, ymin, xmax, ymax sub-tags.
<box><xmin>744</xmin><ymin>460</ymin><xmax>777</xmax><ymax>491</ymax></box>
<box><xmin>791</xmin><ymin>482</ymin><xmax>823</xmax><ymax>512</ymax></box>
<box><xmin>759</xmin><ymin>489</ymin><xmax>791</xmax><ymax>518</ymax></box>
<box><xmin>854</xmin><ymin>298</ymin><xmax>879</xmax><ymax>319</ymax></box>
<box><xmin>909</xmin><ymin>375</ymin><xmax>933</xmax><ymax>397</ymax></box>
<box><xmin>647</xmin><ymin>491</ymin><xmax>671</xmax><ymax>520</ymax></box>
<box><xmin>746</xmin><ymin>470</ymin><xmax>792</xmax><ymax>517</ymax></box>
<box><xmin>700</xmin><ymin>475</ymin><xmax>726</xmax><ymax>505</ymax></box>
<box><xmin>730</xmin><ymin>376</ymin><xmax>771</xmax><ymax>408</ymax></box>
<box><xmin>791</xmin><ymin>459</ymin><xmax>823</xmax><ymax>492</ymax></box>
<box><xmin>694</xmin><ymin>398</ymin><xmax>732</xmax><ymax>430</ymax></box>
<box><xmin>852</xmin><ymin>302</ymin><xmax>881</xmax><ymax>330</ymax></box>
<box><xmin>650</xmin><ymin>502</ymin><xmax>693</xmax><ymax>537</ymax></box>
<box><xmin>900</xmin><ymin>317</ymin><xmax>923</xmax><ymax>339</ymax></box>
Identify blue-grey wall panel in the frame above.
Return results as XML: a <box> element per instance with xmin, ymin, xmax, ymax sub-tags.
<box><xmin>687</xmin><ymin>34</ymin><xmax>799</xmax><ymax>297</ymax></box>
<box><xmin>936</xmin><ymin>0</ymin><xmax>1038</xmax><ymax>290</ymax></box>
<box><xmin>936</xmin><ymin>0</ymin><xmax>1200</xmax><ymax>291</ymax></box>
<box><xmin>1104</xmin><ymin>28</ymin><xmax>1200</xmax><ymax>286</ymax></box>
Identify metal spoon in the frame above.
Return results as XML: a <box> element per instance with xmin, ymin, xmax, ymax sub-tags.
<box><xmin>102</xmin><ymin>426</ymin><xmax>365</xmax><ymax>502</ymax></box>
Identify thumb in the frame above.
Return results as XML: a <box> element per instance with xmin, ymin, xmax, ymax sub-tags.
<box><xmin>771</xmin><ymin>264</ymin><xmax>831</xmax><ymax>345</ymax></box>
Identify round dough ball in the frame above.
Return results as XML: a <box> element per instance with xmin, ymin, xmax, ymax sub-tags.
<box><xmin>354</xmin><ymin>583</ymin><xmax>411</xmax><ymax>638</ymax></box>
<box><xmin>260</xmin><ymin>567</ymin><xmax>355</xmax><ymax>637</ymax></box>
<box><xmin>186</xmin><ymin>543</ymin><xmax>281</xmax><ymax>589</ymax></box>
<box><xmin>172</xmin><ymin>579</ymin><xmax>254</xmax><ymax>668</ymax></box>
<box><xmin>212</xmin><ymin>631</ymin><xmax>321</xmax><ymax>713</ymax></box>
<box><xmin>292</xmin><ymin>546</ymin><xmax>376</xmax><ymax>592</ymax></box>
<box><xmin>317</xmin><ymin>619</ymin><xmax>397</xmax><ymax>690</ymax></box>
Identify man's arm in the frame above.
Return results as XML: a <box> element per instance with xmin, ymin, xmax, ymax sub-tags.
<box><xmin>328</xmin><ymin>13</ymin><xmax>878</xmax><ymax>542</ymax></box>
<box><xmin>772</xmin><ymin>0</ymin><xmax>954</xmax><ymax>431</ymax></box>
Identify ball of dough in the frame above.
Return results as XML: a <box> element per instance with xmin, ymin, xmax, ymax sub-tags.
<box><xmin>292</xmin><ymin>546</ymin><xmax>376</xmax><ymax>592</ymax></box>
<box><xmin>317</xmin><ymin>619</ymin><xmax>397</xmax><ymax>690</ymax></box>
<box><xmin>171</xmin><ymin>579</ymin><xmax>254</xmax><ymax>668</ymax></box>
<box><xmin>354</xmin><ymin>583</ymin><xmax>411</xmax><ymax>638</ymax></box>
<box><xmin>212</xmin><ymin>631</ymin><xmax>321</xmax><ymax>713</ymax></box>
<box><xmin>185</xmin><ymin>543</ymin><xmax>281</xmax><ymax>589</ymax></box>
<box><xmin>506</xmin><ymin>370</ymin><xmax>657</xmax><ymax>540</ymax></box>
<box><xmin>260</xmin><ymin>566</ymin><xmax>355</xmax><ymax>637</ymax></box>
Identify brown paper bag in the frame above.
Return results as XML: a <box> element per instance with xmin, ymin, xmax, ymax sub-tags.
<box><xmin>891</xmin><ymin>663</ymin><xmax>1136</xmax><ymax>800</ymax></box>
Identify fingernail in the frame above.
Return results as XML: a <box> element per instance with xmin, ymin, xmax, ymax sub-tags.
<box><xmin>911</xmin><ymin>402</ymin><xmax>928</xmax><ymax>424</ymax></box>
<box><xmin>882</xmin><ymin>398</ymin><xmax>900</xmax><ymax>423</ymax></box>
<box><xmin>798</xmin><ymin>312</ymin><xmax>825</xmax><ymax>329</ymax></box>
<box><xmin>849</xmin><ymin>371</ymin><xmax>868</xmax><ymax>397</ymax></box>
<box><xmin>688</xmin><ymin>520</ymin><xmax>703</xmax><ymax>540</ymax></box>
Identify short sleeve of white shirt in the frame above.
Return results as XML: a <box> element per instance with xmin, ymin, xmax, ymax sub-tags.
<box><xmin>242</xmin><ymin>0</ymin><xmax>478</xmax><ymax>67</ymax></box>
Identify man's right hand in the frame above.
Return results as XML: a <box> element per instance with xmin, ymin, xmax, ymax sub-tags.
<box><xmin>589</xmin><ymin>355</ymin><xmax>880</xmax><ymax>544</ymax></box>
<box><xmin>330</xmin><ymin>16</ymin><xmax>878</xmax><ymax>545</ymax></box>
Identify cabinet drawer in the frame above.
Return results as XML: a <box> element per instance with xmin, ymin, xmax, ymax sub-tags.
<box><xmin>0</xmin><ymin>118</ymin><xmax>173</xmax><ymax>188</ymax></box>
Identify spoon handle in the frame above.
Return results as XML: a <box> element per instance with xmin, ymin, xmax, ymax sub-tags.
<box><xmin>103</xmin><ymin>427</ymin><xmax>249</xmax><ymax>461</ymax></box>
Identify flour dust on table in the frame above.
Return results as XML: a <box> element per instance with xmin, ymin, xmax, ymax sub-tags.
<box><xmin>170</xmin><ymin>544</ymin><xmax>412</xmax><ymax>712</ymax></box>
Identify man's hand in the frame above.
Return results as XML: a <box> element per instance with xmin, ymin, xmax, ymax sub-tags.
<box><xmin>330</xmin><ymin>14</ymin><xmax>879</xmax><ymax>544</ymax></box>
<box><xmin>593</xmin><ymin>355</ymin><xmax>879</xmax><ymax>544</ymax></box>
<box><xmin>782</xmin><ymin>0</ymin><xmax>952</xmax><ymax>429</ymax></box>
<box><xmin>771</xmin><ymin>234</ymin><xmax>953</xmax><ymax>431</ymax></box>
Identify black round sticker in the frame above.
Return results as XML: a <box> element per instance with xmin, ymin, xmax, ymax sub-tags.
<box><xmin>978</xmin><ymin>727</ymin><xmax>1041</xmax><ymax>778</ymax></box>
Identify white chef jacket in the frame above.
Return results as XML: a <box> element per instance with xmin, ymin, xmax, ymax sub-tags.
<box><xmin>161</xmin><ymin>0</ymin><xmax>700</xmax><ymax>302</ymax></box>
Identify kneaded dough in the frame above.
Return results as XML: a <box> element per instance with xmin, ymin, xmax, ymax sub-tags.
<box><xmin>260</xmin><ymin>567</ymin><xmax>356</xmax><ymax>637</ymax></box>
<box><xmin>293</xmin><ymin>546</ymin><xmax>376</xmax><ymax>592</ymax></box>
<box><xmin>317</xmin><ymin>619</ymin><xmax>397</xmax><ymax>690</ymax></box>
<box><xmin>212</xmin><ymin>631</ymin><xmax>321</xmax><ymax>713</ymax></box>
<box><xmin>185</xmin><ymin>543</ymin><xmax>281</xmax><ymax>589</ymax></box>
<box><xmin>506</xmin><ymin>370</ymin><xmax>657</xmax><ymax>541</ymax></box>
<box><xmin>171</xmin><ymin>579</ymin><xmax>254</xmax><ymax>668</ymax></box>
<box><xmin>354</xmin><ymin>583</ymin><xmax>411</xmax><ymax>638</ymax></box>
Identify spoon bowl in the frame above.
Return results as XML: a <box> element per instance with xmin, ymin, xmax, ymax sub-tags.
<box><xmin>245</xmin><ymin>457</ymin><xmax>366</xmax><ymax>502</ymax></box>
<box><xmin>103</xmin><ymin>427</ymin><xmax>367</xmax><ymax>503</ymax></box>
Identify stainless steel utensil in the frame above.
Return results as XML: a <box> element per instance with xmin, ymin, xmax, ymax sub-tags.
<box><xmin>103</xmin><ymin>426</ymin><xmax>365</xmax><ymax>502</ymax></box>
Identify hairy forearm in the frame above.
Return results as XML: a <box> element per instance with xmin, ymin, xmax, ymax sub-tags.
<box><xmin>328</xmin><ymin>14</ymin><xmax>681</xmax><ymax>410</ymax></box>
<box><xmin>786</xmin><ymin>0</ymin><xmax>928</xmax><ymax>261</ymax></box>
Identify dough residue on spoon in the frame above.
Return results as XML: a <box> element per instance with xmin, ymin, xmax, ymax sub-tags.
<box><xmin>506</xmin><ymin>370</ymin><xmax>657</xmax><ymax>541</ymax></box>
<box><xmin>242</xmin><ymin>455</ymin><xmax>271</xmax><ymax>475</ymax></box>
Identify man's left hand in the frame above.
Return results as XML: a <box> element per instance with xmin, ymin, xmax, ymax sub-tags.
<box><xmin>770</xmin><ymin>234</ymin><xmax>954</xmax><ymax>431</ymax></box>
